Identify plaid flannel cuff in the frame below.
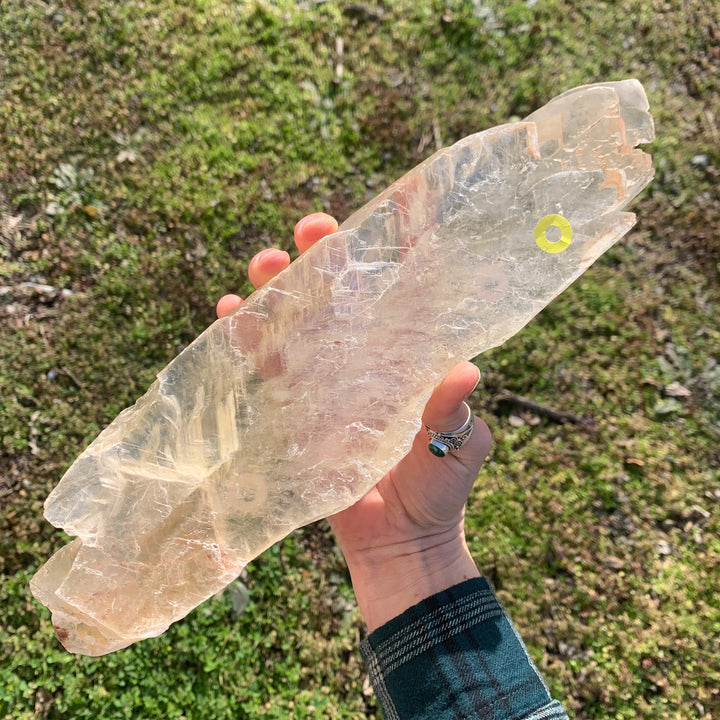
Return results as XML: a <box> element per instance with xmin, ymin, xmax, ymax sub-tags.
<box><xmin>360</xmin><ymin>578</ymin><xmax>568</xmax><ymax>720</ymax></box>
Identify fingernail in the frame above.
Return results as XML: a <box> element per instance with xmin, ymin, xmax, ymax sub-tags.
<box><xmin>254</xmin><ymin>248</ymin><xmax>282</xmax><ymax>261</ymax></box>
<box><xmin>294</xmin><ymin>216</ymin><xmax>310</xmax><ymax>235</ymax></box>
<box><xmin>294</xmin><ymin>214</ymin><xmax>323</xmax><ymax>235</ymax></box>
<box><xmin>295</xmin><ymin>212</ymin><xmax>337</xmax><ymax>236</ymax></box>
<box><xmin>471</xmin><ymin>367</ymin><xmax>481</xmax><ymax>393</ymax></box>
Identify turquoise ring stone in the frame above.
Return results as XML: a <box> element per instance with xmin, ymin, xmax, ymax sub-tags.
<box><xmin>425</xmin><ymin>402</ymin><xmax>474</xmax><ymax>458</ymax></box>
<box><xmin>428</xmin><ymin>439</ymin><xmax>451</xmax><ymax>457</ymax></box>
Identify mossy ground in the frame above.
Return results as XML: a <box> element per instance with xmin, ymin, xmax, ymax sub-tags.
<box><xmin>1</xmin><ymin>1</ymin><xmax>718</xmax><ymax>718</ymax></box>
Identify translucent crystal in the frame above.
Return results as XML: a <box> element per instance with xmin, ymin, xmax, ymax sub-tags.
<box><xmin>31</xmin><ymin>80</ymin><xmax>654</xmax><ymax>655</ymax></box>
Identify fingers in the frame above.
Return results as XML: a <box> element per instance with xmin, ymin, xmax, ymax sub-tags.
<box><xmin>294</xmin><ymin>212</ymin><xmax>339</xmax><ymax>254</ymax></box>
<box><xmin>217</xmin><ymin>214</ymin><xmax>339</xmax><ymax>319</ymax></box>
<box><xmin>215</xmin><ymin>249</ymin><xmax>290</xmax><ymax>318</ymax></box>
<box><xmin>249</xmin><ymin>214</ymin><xmax>337</xmax><ymax>286</ymax></box>
<box><xmin>248</xmin><ymin>248</ymin><xmax>291</xmax><ymax>288</ymax></box>
<box><xmin>216</xmin><ymin>294</ymin><xmax>243</xmax><ymax>319</ymax></box>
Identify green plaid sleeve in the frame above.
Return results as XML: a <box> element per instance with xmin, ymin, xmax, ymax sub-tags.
<box><xmin>359</xmin><ymin>578</ymin><xmax>569</xmax><ymax>720</ymax></box>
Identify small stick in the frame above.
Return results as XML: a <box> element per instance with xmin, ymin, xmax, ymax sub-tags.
<box><xmin>494</xmin><ymin>389</ymin><xmax>591</xmax><ymax>426</ymax></box>
<box><xmin>59</xmin><ymin>366</ymin><xmax>85</xmax><ymax>389</ymax></box>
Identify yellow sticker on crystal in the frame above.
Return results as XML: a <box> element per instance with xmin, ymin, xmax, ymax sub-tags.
<box><xmin>534</xmin><ymin>214</ymin><xmax>572</xmax><ymax>254</ymax></box>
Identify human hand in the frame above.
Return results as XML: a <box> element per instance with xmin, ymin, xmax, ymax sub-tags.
<box><xmin>217</xmin><ymin>213</ymin><xmax>493</xmax><ymax>631</ymax></box>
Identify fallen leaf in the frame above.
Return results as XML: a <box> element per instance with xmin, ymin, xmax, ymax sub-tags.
<box><xmin>116</xmin><ymin>150</ymin><xmax>137</xmax><ymax>163</ymax></box>
<box><xmin>625</xmin><ymin>457</ymin><xmax>645</xmax><ymax>467</ymax></box>
<box><xmin>641</xmin><ymin>376</ymin><xmax>662</xmax><ymax>388</ymax></box>
<box><xmin>82</xmin><ymin>205</ymin><xmax>101</xmax><ymax>217</ymax></box>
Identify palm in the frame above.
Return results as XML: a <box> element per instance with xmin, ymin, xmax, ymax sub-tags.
<box><xmin>327</xmin><ymin>398</ymin><xmax>490</xmax><ymax>556</ymax></box>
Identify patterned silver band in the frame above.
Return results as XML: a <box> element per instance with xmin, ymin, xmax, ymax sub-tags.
<box><xmin>425</xmin><ymin>402</ymin><xmax>475</xmax><ymax>458</ymax></box>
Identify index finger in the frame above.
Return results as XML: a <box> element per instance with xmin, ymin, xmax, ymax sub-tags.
<box><xmin>294</xmin><ymin>212</ymin><xmax>339</xmax><ymax>254</ymax></box>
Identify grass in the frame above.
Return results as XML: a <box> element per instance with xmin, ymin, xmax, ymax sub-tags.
<box><xmin>1</xmin><ymin>0</ymin><xmax>719</xmax><ymax>718</ymax></box>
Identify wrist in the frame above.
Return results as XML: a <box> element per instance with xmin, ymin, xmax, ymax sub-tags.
<box><xmin>343</xmin><ymin>527</ymin><xmax>480</xmax><ymax>632</ymax></box>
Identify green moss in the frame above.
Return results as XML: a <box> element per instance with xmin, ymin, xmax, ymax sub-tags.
<box><xmin>1</xmin><ymin>0</ymin><xmax>719</xmax><ymax>717</ymax></box>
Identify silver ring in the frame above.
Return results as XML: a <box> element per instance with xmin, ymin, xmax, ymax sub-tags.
<box><xmin>425</xmin><ymin>402</ymin><xmax>474</xmax><ymax>458</ymax></box>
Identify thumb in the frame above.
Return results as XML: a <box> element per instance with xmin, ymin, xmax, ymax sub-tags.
<box><xmin>422</xmin><ymin>362</ymin><xmax>492</xmax><ymax>469</ymax></box>
<box><xmin>386</xmin><ymin>362</ymin><xmax>491</xmax><ymax>528</ymax></box>
<box><xmin>421</xmin><ymin>363</ymin><xmax>492</xmax><ymax>464</ymax></box>
<box><xmin>422</xmin><ymin>362</ymin><xmax>480</xmax><ymax>431</ymax></box>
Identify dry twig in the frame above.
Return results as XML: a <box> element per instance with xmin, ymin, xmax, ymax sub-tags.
<box><xmin>494</xmin><ymin>389</ymin><xmax>592</xmax><ymax>426</ymax></box>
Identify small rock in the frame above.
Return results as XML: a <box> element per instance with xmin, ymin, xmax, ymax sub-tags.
<box><xmin>332</xmin><ymin>596</ymin><xmax>354</xmax><ymax>614</ymax></box>
<box><xmin>604</xmin><ymin>556</ymin><xmax>625</xmax><ymax>571</ymax></box>
<box><xmin>654</xmin><ymin>397</ymin><xmax>682</xmax><ymax>416</ymax></box>
<box><xmin>705</xmin><ymin>488</ymin><xmax>720</xmax><ymax>503</ymax></box>
<box><xmin>655</xmin><ymin>540</ymin><xmax>672</xmax><ymax>556</ymax></box>
<box><xmin>558</xmin><ymin>641</ymin><xmax>574</xmax><ymax>657</ymax></box>
<box><xmin>690</xmin><ymin>154</ymin><xmax>710</xmax><ymax>167</ymax></box>
<box><xmin>688</xmin><ymin>504</ymin><xmax>710</xmax><ymax>521</ymax></box>
<box><xmin>664</xmin><ymin>381</ymin><xmax>692</xmax><ymax>398</ymax></box>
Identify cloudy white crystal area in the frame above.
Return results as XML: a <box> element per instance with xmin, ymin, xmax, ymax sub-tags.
<box><xmin>31</xmin><ymin>80</ymin><xmax>655</xmax><ymax>655</ymax></box>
